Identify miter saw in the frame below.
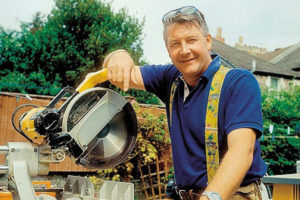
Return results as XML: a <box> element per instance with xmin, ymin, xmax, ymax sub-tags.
<box><xmin>0</xmin><ymin>68</ymin><xmax>137</xmax><ymax>200</ymax></box>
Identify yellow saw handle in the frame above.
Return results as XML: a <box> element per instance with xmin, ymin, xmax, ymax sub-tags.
<box><xmin>76</xmin><ymin>68</ymin><xmax>108</xmax><ymax>93</ymax></box>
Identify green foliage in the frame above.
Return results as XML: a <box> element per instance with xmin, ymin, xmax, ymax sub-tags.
<box><xmin>104</xmin><ymin>81</ymin><xmax>162</xmax><ymax>105</ymax></box>
<box><xmin>120</xmin><ymin>89</ymin><xmax>162</xmax><ymax>105</ymax></box>
<box><xmin>0</xmin><ymin>69</ymin><xmax>61</xmax><ymax>95</ymax></box>
<box><xmin>261</xmin><ymin>87</ymin><xmax>300</xmax><ymax>175</ymax></box>
<box><xmin>261</xmin><ymin>138</ymin><xmax>299</xmax><ymax>175</ymax></box>
<box><xmin>167</xmin><ymin>167</ymin><xmax>175</xmax><ymax>180</ymax></box>
<box><xmin>138</xmin><ymin>109</ymin><xmax>170</xmax><ymax>150</ymax></box>
<box><xmin>0</xmin><ymin>0</ymin><xmax>145</xmax><ymax>95</ymax></box>
<box><xmin>110</xmin><ymin>85</ymin><xmax>162</xmax><ymax>105</ymax></box>
<box><xmin>262</xmin><ymin>86</ymin><xmax>300</xmax><ymax>128</ymax></box>
<box><xmin>88</xmin><ymin>175</ymin><xmax>104</xmax><ymax>191</ymax></box>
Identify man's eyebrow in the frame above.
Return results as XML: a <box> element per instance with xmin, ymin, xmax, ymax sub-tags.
<box><xmin>186</xmin><ymin>33</ymin><xmax>201</xmax><ymax>37</ymax></box>
<box><xmin>168</xmin><ymin>35</ymin><xmax>199</xmax><ymax>41</ymax></box>
<box><xmin>186</xmin><ymin>35</ymin><xmax>199</xmax><ymax>39</ymax></box>
<box><xmin>168</xmin><ymin>32</ymin><xmax>201</xmax><ymax>40</ymax></box>
<box><xmin>167</xmin><ymin>38</ymin><xmax>180</xmax><ymax>44</ymax></box>
<box><xmin>167</xmin><ymin>38</ymin><xmax>178</xmax><ymax>42</ymax></box>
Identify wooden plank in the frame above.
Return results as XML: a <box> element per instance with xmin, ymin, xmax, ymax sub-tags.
<box><xmin>11</xmin><ymin>96</ymin><xmax>25</xmax><ymax>142</ymax></box>
<box><xmin>148</xmin><ymin>163</ymin><xmax>156</xmax><ymax>198</ymax></box>
<box><xmin>142</xmin><ymin>171</ymin><xmax>166</xmax><ymax>178</ymax></box>
<box><xmin>138</xmin><ymin>163</ymin><xmax>149</xmax><ymax>199</ymax></box>
<box><xmin>156</xmin><ymin>157</ymin><xmax>162</xmax><ymax>198</ymax></box>
<box><xmin>2</xmin><ymin>96</ymin><xmax>9</xmax><ymax>144</ymax></box>
<box><xmin>0</xmin><ymin>95</ymin><xmax>7</xmax><ymax>164</ymax></box>
<box><xmin>139</xmin><ymin>156</ymin><xmax>171</xmax><ymax>199</ymax></box>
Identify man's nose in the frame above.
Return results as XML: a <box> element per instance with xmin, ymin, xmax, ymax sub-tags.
<box><xmin>180</xmin><ymin>42</ymin><xmax>191</xmax><ymax>55</ymax></box>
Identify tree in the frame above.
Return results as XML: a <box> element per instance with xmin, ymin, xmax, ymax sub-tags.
<box><xmin>0</xmin><ymin>0</ymin><xmax>145</xmax><ymax>95</ymax></box>
<box><xmin>262</xmin><ymin>86</ymin><xmax>300</xmax><ymax>129</ymax></box>
<box><xmin>260</xmin><ymin>86</ymin><xmax>300</xmax><ymax>175</ymax></box>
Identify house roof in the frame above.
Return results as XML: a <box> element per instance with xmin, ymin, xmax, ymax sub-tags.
<box><xmin>256</xmin><ymin>43</ymin><xmax>300</xmax><ymax>71</ymax></box>
<box><xmin>211</xmin><ymin>38</ymin><xmax>300</xmax><ymax>79</ymax></box>
<box><xmin>272</xmin><ymin>43</ymin><xmax>300</xmax><ymax>71</ymax></box>
<box><xmin>255</xmin><ymin>46</ymin><xmax>290</xmax><ymax>61</ymax></box>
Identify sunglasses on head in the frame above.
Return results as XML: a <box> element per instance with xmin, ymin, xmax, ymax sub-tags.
<box><xmin>162</xmin><ymin>6</ymin><xmax>203</xmax><ymax>23</ymax></box>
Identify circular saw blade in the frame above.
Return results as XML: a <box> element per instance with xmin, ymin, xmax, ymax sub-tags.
<box><xmin>62</xmin><ymin>88</ymin><xmax>137</xmax><ymax>169</ymax></box>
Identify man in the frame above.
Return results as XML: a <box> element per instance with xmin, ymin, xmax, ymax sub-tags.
<box><xmin>103</xmin><ymin>6</ymin><xmax>267</xmax><ymax>200</ymax></box>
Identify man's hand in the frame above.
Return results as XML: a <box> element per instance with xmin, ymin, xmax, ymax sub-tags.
<box><xmin>103</xmin><ymin>49</ymin><xmax>143</xmax><ymax>92</ymax></box>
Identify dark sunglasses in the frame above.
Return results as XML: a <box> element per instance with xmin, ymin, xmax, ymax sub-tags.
<box><xmin>162</xmin><ymin>6</ymin><xmax>202</xmax><ymax>23</ymax></box>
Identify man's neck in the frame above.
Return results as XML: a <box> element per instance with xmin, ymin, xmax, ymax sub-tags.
<box><xmin>184</xmin><ymin>77</ymin><xmax>199</xmax><ymax>87</ymax></box>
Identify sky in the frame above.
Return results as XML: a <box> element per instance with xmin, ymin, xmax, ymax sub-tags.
<box><xmin>0</xmin><ymin>0</ymin><xmax>300</xmax><ymax>64</ymax></box>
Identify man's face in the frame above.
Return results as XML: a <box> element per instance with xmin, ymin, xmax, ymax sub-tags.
<box><xmin>165</xmin><ymin>22</ymin><xmax>212</xmax><ymax>86</ymax></box>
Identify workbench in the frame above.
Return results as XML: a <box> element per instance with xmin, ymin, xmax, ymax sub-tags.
<box><xmin>262</xmin><ymin>173</ymin><xmax>300</xmax><ymax>200</ymax></box>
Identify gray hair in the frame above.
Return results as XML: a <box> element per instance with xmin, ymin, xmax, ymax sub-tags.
<box><xmin>163</xmin><ymin>10</ymin><xmax>209</xmax><ymax>41</ymax></box>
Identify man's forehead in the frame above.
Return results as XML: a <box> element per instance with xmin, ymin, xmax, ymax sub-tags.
<box><xmin>166</xmin><ymin>24</ymin><xmax>204</xmax><ymax>40</ymax></box>
<box><xmin>167</xmin><ymin>22</ymin><xmax>202</xmax><ymax>32</ymax></box>
<box><xmin>167</xmin><ymin>33</ymin><xmax>201</xmax><ymax>40</ymax></box>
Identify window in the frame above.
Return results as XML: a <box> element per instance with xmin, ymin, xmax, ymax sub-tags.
<box><xmin>270</xmin><ymin>77</ymin><xmax>278</xmax><ymax>90</ymax></box>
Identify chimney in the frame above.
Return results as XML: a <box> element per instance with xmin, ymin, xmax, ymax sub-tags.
<box><xmin>215</xmin><ymin>27</ymin><xmax>225</xmax><ymax>43</ymax></box>
<box><xmin>239</xmin><ymin>36</ymin><xmax>244</xmax><ymax>45</ymax></box>
<box><xmin>251</xmin><ymin>59</ymin><xmax>256</xmax><ymax>73</ymax></box>
<box><xmin>217</xmin><ymin>27</ymin><xmax>222</xmax><ymax>37</ymax></box>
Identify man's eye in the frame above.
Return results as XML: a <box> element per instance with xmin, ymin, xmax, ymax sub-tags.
<box><xmin>170</xmin><ymin>42</ymin><xmax>179</xmax><ymax>47</ymax></box>
<box><xmin>188</xmin><ymin>39</ymin><xmax>197</xmax><ymax>43</ymax></box>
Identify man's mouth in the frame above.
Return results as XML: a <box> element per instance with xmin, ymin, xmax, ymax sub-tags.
<box><xmin>180</xmin><ymin>58</ymin><xmax>196</xmax><ymax>63</ymax></box>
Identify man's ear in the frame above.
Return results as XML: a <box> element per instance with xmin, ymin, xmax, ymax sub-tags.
<box><xmin>206</xmin><ymin>33</ymin><xmax>212</xmax><ymax>51</ymax></box>
<box><xmin>165</xmin><ymin>41</ymin><xmax>172</xmax><ymax>58</ymax></box>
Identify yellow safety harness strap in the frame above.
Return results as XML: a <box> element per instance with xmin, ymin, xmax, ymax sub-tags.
<box><xmin>168</xmin><ymin>65</ymin><xmax>230</xmax><ymax>184</ymax></box>
<box><xmin>205</xmin><ymin>65</ymin><xmax>230</xmax><ymax>183</ymax></box>
<box><xmin>169</xmin><ymin>79</ymin><xmax>178</xmax><ymax>126</ymax></box>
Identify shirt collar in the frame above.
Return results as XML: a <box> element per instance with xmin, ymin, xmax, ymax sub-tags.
<box><xmin>201</xmin><ymin>54</ymin><xmax>221</xmax><ymax>81</ymax></box>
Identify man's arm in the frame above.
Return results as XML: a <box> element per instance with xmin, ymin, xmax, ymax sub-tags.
<box><xmin>103</xmin><ymin>49</ymin><xmax>145</xmax><ymax>91</ymax></box>
<box><xmin>201</xmin><ymin>128</ymin><xmax>256</xmax><ymax>200</ymax></box>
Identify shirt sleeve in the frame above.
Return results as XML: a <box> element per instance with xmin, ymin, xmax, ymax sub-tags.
<box><xmin>223</xmin><ymin>69</ymin><xmax>263</xmax><ymax>137</ymax></box>
<box><xmin>140</xmin><ymin>64</ymin><xmax>177</xmax><ymax>104</ymax></box>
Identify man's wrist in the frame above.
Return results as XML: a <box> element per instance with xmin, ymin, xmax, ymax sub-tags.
<box><xmin>201</xmin><ymin>191</ymin><xmax>222</xmax><ymax>200</ymax></box>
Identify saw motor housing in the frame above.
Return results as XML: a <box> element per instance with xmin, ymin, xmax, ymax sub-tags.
<box><xmin>20</xmin><ymin>107</ymin><xmax>61</xmax><ymax>144</ymax></box>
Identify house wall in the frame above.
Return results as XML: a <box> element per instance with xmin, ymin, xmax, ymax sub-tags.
<box><xmin>292</xmin><ymin>79</ymin><xmax>300</xmax><ymax>87</ymax></box>
<box><xmin>254</xmin><ymin>74</ymin><xmax>300</xmax><ymax>91</ymax></box>
<box><xmin>255</xmin><ymin>75</ymin><xmax>269</xmax><ymax>89</ymax></box>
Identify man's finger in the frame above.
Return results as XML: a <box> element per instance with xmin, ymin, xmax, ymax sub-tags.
<box><xmin>123</xmin><ymin>66</ymin><xmax>131</xmax><ymax>92</ymax></box>
<box><xmin>131</xmin><ymin>65</ymin><xmax>138</xmax><ymax>85</ymax></box>
<box><xmin>116</xmin><ymin>65</ymin><xmax>123</xmax><ymax>83</ymax></box>
<box><xmin>107</xmin><ymin>67</ymin><xmax>112</xmax><ymax>80</ymax></box>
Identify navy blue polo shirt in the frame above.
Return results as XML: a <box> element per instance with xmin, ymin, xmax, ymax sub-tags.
<box><xmin>140</xmin><ymin>55</ymin><xmax>267</xmax><ymax>189</ymax></box>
